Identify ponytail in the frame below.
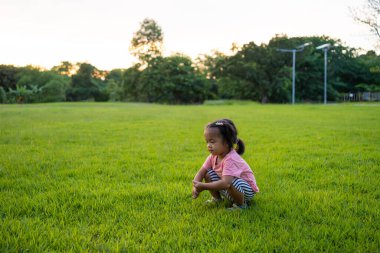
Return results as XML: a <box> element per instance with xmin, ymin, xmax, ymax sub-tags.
<box><xmin>236</xmin><ymin>138</ymin><xmax>245</xmax><ymax>155</ymax></box>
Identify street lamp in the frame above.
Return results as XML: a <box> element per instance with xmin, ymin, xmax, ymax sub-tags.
<box><xmin>277</xmin><ymin>42</ymin><xmax>312</xmax><ymax>104</ymax></box>
<box><xmin>316</xmin><ymin>43</ymin><xmax>332</xmax><ymax>104</ymax></box>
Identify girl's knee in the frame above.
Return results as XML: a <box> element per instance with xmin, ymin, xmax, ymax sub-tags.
<box><xmin>226</xmin><ymin>187</ymin><xmax>244</xmax><ymax>204</ymax></box>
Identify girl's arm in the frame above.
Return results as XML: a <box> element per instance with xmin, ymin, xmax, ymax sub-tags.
<box><xmin>193</xmin><ymin>175</ymin><xmax>233</xmax><ymax>192</ymax></box>
<box><xmin>193</xmin><ymin>167</ymin><xmax>207</xmax><ymax>182</ymax></box>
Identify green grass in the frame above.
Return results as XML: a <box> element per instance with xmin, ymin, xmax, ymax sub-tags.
<box><xmin>0</xmin><ymin>102</ymin><xmax>379</xmax><ymax>252</ymax></box>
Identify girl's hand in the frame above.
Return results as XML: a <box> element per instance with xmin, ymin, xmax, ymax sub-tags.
<box><xmin>192</xmin><ymin>187</ymin><xmax>199</xmax><ymax>199</ymax></box>
<box><xmin>192</xmin><ymin>180</ymin><xmax>205</xmax><ymax>192</ymax></box>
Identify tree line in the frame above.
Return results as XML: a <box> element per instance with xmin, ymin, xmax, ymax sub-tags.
<box><xmin>0</xmin><ymin>18</ymin><xmax>379</xmax><ymax>104</ymax></box>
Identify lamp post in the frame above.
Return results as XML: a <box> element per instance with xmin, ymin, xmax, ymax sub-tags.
<box><xmin>277</xmin><ymin>42</ymin><xmax>312</xmax><ymax>104</ymax></box>
<box><xmin>316</xmin><ymin>43</ymin><xmax>332</xmax><ymax>104</ymax></box>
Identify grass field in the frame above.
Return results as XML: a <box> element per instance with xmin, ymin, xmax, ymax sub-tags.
<box><xmin>0</xmin><ymin>102</ymin><xmax>379</xmax><ymax>252</ymax></box>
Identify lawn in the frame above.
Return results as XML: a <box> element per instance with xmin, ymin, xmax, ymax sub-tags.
<box><xmin>0</xmin><ymin>102</ymin><xmax>379</xmax><ymax>252</ymax></box>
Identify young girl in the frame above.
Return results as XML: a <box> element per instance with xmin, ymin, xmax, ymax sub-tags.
<box><xmin>192</xmin><ymin>119</ymin><xmax>259</xmax><ymax>210</ymax></box>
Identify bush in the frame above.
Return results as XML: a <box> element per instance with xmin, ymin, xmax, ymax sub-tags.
<box><xmin>41</xmin><ymin>80</ymin><xmax>67</xmax><ymax>102</ymax></box>
<box><xmin>7</xmin><ymin>85</ymin><xmax>42</xmax><ymax>103</ymax></box>
<box><xmin>0</xmin><ymin>87</ymin><xmax>6</xmax><ymax>103</ymax></box>
<box><xmin>106</xmin><ymin>79</ymin><xmax>123</xmax><ymax>101</ymax></box>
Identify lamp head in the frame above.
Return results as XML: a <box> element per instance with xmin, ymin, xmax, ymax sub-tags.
<box><xmin>316</xmin><ymin>43</ymin><xmax>332</xmax><ymax>50</ymax></box>
<box><xmin>297</xmin><ymin>42</ymin><xmax>312</xmax><ymax>49</ymax></box>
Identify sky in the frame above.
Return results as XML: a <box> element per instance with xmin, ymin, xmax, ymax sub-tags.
<box><xmin>0</xmin><ymin>0</ymin><xmax>376</xmax><ymax>70</ymax></box>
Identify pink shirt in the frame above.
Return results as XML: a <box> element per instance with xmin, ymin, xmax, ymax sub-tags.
<box><xmin>201</xmin><ymin>149</ymin><xmax>259</xmax><ymax>192</ymax></box>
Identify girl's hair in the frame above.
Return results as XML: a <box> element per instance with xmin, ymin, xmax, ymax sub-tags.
<box><xmin>206</xmin><ymin>118</ymin><xmax>245</xmax><ymax>155</ymax></box>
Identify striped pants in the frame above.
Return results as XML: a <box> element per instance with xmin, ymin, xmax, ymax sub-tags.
<box><xmin>206</xmin><ymin>169</ymin><xmax>255</xmax><ymax>203</ymax></box>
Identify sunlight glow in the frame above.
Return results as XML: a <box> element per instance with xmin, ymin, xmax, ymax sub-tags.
<box><xmin>0</xmin><ymin>0</ymin><xmax>375</xmax><ymax>70</ymax></box>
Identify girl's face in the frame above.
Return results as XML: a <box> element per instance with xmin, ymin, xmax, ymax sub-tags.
<box><xmin>204</xmin><ymin>127</ymin><xmax>230</xmax><ymax>157</ymax></box>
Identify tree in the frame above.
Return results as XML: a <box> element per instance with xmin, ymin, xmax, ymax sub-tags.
<box><xmin>196</xmin><ymin>51</ymin><xmax>230</xmax><ymax>100</ymax></box>
<box><xmin>66</xmin><ymin>63</ymin><xmax>107</xmax><ymax>101</ymax></box>
<box><xmin>6</xmin><ymin>66</ymin><xmax>70</xmax><ymax>103</ymax></box>
<box><xmin>150</xmin><ymin>54</ymin><xmax>210</xmax><ymax>104</ymax></box>
<box><xmin>268</xmin><ymin>35</ymin><xmax>353</xmax><ymax>102</ymax></box>
<box><xmin>106</xmin><ymin>79</ymin><xmax>123</xmax><ymax>101</ymax></box>
<box><xmin>122</xmin><ymin>54</ymin><xmax>210</xmax><ymax>104</ymax></box>
<box><xmin>0</xmin><ymin>65</ymin><xmax>21</xmax><ymax>91</ymax></box>
<box><xmin>130</xmin><ymin>18</ymin><xmax>164</xmax><ymax>65</ymax></box>
<box><xmin>203</xmin><ymin>41</ymin><xmax>290</xmax><ymax>103</ymax></box>
<box><xmin>51</xmin><ymin>61</ymin><xmax>77</xmax><ymax>76</ymax></box>
<box><xmin>123</xmin><ymin>64</ymin><xmax>142</xmax><ymax>101</ymax></box>
<box><xmin>105</xmin><ymin>69</ymin><xmax>125</xmax><ymax>101</ymax></box>
<box><xmin>0</xmin><ymin>87</ymin><xmax>7</xmax><ymax>103</ymax></box>
<box><xmin>348</xmin><ymin>50</ymin><xmax>380</xmax><ymax>92</ymax></box>
<box><xmin>352</xmin><ymin>0</ymin><xmax>380</xmax><ymax>46</ymax></box>
<box><xmin>16</xmin><ymin>65</ymin><xmax>49</xmax><ymax>89</ymax></box>
<box><xmin>40</xmin><ymin>79</ymin><xmax>68</xmax><ymax>102</ymax></box>
<box><xmin>198</xmin><ymin>35</ymin><xmax>358</xmax><ymax>103</ymax></box>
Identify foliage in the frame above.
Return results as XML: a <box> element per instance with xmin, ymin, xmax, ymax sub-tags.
<box><xmin>122</xmin><ymin>64</ymin><xmax>141</xmax><ymax>101</ymax></box>
<box><xmin>40</xmin><ymin>79</ymin><xmax>68</xmax><ymax>102</ymax></box>
<box><xmin>130</xmin><ymin>18</ymin><xmax>164</xmax><ymax>65</ymax></box>
<box><xmin>1</xmin><ymin>33</ymin><xmax>379</xmax><ymax>104</ymax></box>
<box><xmin>51</xmin><ymin>61</ymin><xmax>77</xmax><ymax>76</ymax></box>
<box><xmin>198</xmin><ymin>35</ymin><xmax>380</xmax><ymax>103</ymax></box>
<box><xmin>140</xmin><ymin>55</ymin><xmax>210</xmax><ymax>104</ymax></box>
<box><xmin>7</xmin><ymin>85</ymin><xmax>41</xmax><ymax>103</ymax></box>
<box><xmin>0</xmin><ymin>103</ymin><xmax>379</xmax><ymax>252</ymax></box>
<box><xmin>0</xmin><ymin>65</ymin><xmax>22</xmax><ymax>91</ymax></box>
<box><xmin>120</xmin><ymin>55</ymin><xmax>210</xmax><ymax>104</ymax></box>
<box><xmin>0</xmin><ymin>87</ymin><xmax>6</xmax><ymax>103</ymax></box>
<box><xmin>106</xmin><ymin>79</ymin><xmax>123</xmax><ymax>102</ymax></box>
<box><xmin>1</xmin><ymin>66</ymin><xmax>70</xmax><ymax>103</ymax></box>
<box><xmin>66</xmin><ymin>63</ymin><xmax>107</xmax><ymax>101</ymax></box>
<box><xmin>14</xmin><ymin>66</ymin><xmax>70</xmax><ymax>103</ymax></box>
